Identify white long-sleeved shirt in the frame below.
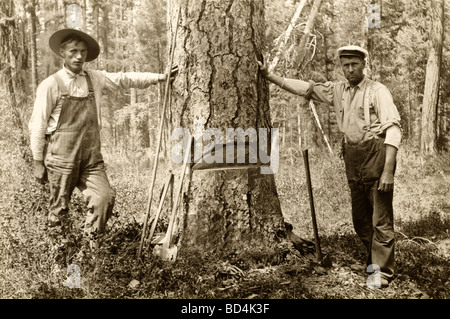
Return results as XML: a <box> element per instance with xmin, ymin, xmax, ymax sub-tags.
<box><xmin>29</xmin><ymin>66</ymin><xmax>162</xmax><ymax>161</ymax></box>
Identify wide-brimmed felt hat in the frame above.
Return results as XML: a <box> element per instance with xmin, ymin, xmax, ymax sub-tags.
<box><xmin>49</xmin><ymin>28</ymin><xmax>100</xmax><ymax>62</ymax></box>
<box><xmin>337</xmin><ymin>45</ymin><xmax>368</xmax><ymax>60</ymax></box>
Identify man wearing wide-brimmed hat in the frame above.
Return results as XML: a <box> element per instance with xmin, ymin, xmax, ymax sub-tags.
<box><xmin>28</xmin><ymin>28</ymin><xmax>178</xmax><ymax>249</ymax></box>
<box><xmin>258</xmin><ymin>45</ymin><xmax>402</xmax><ymax>288</ymax></box>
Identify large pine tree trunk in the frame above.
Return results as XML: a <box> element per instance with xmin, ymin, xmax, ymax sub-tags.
<box><xmin>168</xmin><ymin>0</ymin><xmax>292</xmax><ymax>263</ymax></box>
<box><xmin>421</xmin><ymin>0</ymin><xmax>444</xmax><ymax>155</ymax></box>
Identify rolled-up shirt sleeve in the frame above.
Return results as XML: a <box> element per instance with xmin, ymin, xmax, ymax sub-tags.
<box><xmin>309</xmin><ymin>81</ymin><xmax>335</xmax><ymax>105</ymax></box>
<box><xmin>385</xmin><ymin>125</ymin><xmax>402</xmax><ymax>149</ymax></box>
<box><xmin>373</xmin><ymin>85</ymin><xmax>402</xmax><ymax>148</ymax></box>
<box><xmin>374</xmin><ymin>85</ymin><xmax>402</xmax><ymax>131</ymax></box>
<box><xmin>28</xmin><ymin>78</ymin><xmax>58</xmax><ymax>161</ymax></box>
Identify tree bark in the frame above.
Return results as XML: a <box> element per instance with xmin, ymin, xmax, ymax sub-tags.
<box><xmin>27</xmin><ymin>0</ymin><xmax>38</xmax><ymax>97</ymax></box>
<box><xmin>169</xmin><ymin>0</ymin><xmax>293</xmax><ymax>264</ymax></box>
<box><xmin>297</xmin><ymin>107</ymin><xmax>302</xmax><ymax>149</ymax></box>
<box><xmin>282</xmin><ymin>108</ymin><xmax>286</xmax><ymax>149</ymax></box>
<box><xmin>421</xmin><ymin>0</ymin><xmax>444</xmax><ymax>155</ymax></box>
<box><xmin>101</xmin><ymin>4</ymin><xmax>110</xmax><ymax>63</ymax></box>
<box><xmin>81</xmin><ymin>0</ymin><xmax>87</xmax><ymax>30</ymax></box>
<box><xmin>0</xmin><ymin>0</ymin><xmax>29</xmax><ymax>130</ymax></box>
<box><xmin>92</xmin><ymin>0</ymin><xmax>100</xmax><ymax>68</ymax></box>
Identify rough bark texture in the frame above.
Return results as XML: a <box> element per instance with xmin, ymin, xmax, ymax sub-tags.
<box><xmin>27</xmin><ymin>0</ymin><xmax>38</xmax><ymax>97</ymax></box>
<box><xmin>169</xmin><ymin>0</ymin><xmax>290</xmax><ymax>263</ymax></box>
<box><xmin>0</xmin><ymin>0</ymin><xmax>28</xmax><ymax>130</ymax></box>
<box><xmin>421</xmin><ymin>0</ymin><xmax>444</xmax><ymax>155</ymax></box>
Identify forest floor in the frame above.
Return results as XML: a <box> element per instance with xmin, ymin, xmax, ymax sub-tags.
<box><xmin>0</xmin><ymin>127</ymin><xmax>449</xmax><ymax>303</ymax></box>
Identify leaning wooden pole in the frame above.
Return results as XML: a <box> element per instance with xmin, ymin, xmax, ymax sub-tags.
<box><xmin>302</xmin><ymin>148</ymin><xmax>323</xmax><ymax>261</ymax></box>
<box><xmin>137</xmin><ymin>7</ymin><xmax>181</xmax><ymax>261</ymax></box>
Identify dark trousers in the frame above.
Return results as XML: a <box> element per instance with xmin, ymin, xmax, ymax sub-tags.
<box><xmin>343</xmin><ymin>138</ymin><xmax>395</xmax><ymax>281</ymax></box>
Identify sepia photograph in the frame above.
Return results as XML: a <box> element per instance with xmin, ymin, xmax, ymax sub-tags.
<box><xmin>0</xmin><ymin>0</ymin><xmax>448</xmax><ymax>311</ymax></box>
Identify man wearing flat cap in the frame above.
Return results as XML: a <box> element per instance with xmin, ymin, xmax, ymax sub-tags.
<box><xmin>258</xmin><ymin>45</ymin><xmax>402</xmax><ymax>288</ymax></box>
<box><xmin>28</xmin><ymin>29</ymin><xmax>178</xmax><ymax>249</ymax></box>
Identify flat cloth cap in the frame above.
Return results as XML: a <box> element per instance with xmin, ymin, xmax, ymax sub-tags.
<box><xmin>337</xmin><ymin>45</ymin><xmax>368</xmax><ymax>60</ymax></box>
<box><xmin>49</xmin><ymin>28</ymin><xmax>100</xmax><ymax>62</ymax></box>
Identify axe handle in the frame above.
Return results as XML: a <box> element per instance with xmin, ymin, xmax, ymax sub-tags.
<box><xmin>147</xmin><ymin>173</ymin><xmax>174</xmax><ymax>244</ymax></box>
<box><xmin>164</xmin><ymin>136</ymin><xmax>194</xmax><ymax>249</ymax></box>
<box><xmin>302</xmin><ymin>149</ymin><xmax>323</xmax><ymax>261</ymax></box>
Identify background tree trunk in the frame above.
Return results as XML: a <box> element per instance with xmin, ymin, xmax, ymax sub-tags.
<box><xmin>169</xmin><ymin>0</ymin><xmax>291</xmax><ymax>263</ymax></box>
<box><xmin>0</xmin><ymin>0</ymin><xmax>29</xmax><ymax>130</ymax></box>
<box><xmin>297</xmin><ymin>0</ymin><xmax>322</xmax><ymax>70</ymax></box>
<box><xmin>296</xmin><ymin>0</ymin><xmax>323</xmax><ymax>151</ymax></box>
<box><xmin>269</xmin><ymin>0</ymin><xmax>307</xmax><ymax>73</ymax></box>
<box><xmin>421</xmin><ymin>0</ymin><xmax>444</xmax><ymax>155</ymax></box>
<box><xmin>27</xmin><ymin>0</ymin><xmax>38</xmax><ymax>97</ymax></box>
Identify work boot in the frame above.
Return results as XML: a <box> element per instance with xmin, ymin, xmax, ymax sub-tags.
<box><xmin>47</xmin><ymin>214</ymin><xmax>61</xmax><ymax>227</ymax></box>
<box><xmin>47</xmin><ymin>210</ymin><xmax>71</xmax><ymax>228</ymax></box>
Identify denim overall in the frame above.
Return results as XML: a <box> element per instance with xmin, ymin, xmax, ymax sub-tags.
<box><xmin>44</xmin><ymin>72</ymin><xmax>115</xmax><ymax>244</ymax></box>
<box><xmin>342</xmin><ymin>83</ymin><xmax>395</xmax><ymax>281</ymax></box>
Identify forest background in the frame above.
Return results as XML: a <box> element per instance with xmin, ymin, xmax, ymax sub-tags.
<box><xmin>0</xmin><ymin>0</ymin><xmax>449</xmax><ymax>300</ymax></box>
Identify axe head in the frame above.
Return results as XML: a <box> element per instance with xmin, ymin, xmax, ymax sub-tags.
<box><xmin>153</xmin><ymin>244</ymin><xmax>178</xmax><ymax>262</ymax></box>
<box><xmin>161</xmin><ymin>246</ymin><xmax>178</xmax><ymax>262</ymax></box>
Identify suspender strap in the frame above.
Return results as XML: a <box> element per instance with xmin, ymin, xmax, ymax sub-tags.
<box><xmin>363</xmin><ymin>81</ymin><xmax>373</xmax><ymax>132</ymax></box>
<box><xmin>85</xmin><ymin>71</ymin><xmax>94</xmax><ymax>94</ymax></box>
<box><xmin>53</xmin><ymin>73</ymin><xmax>69</xmax><ymax>96</ymax></box>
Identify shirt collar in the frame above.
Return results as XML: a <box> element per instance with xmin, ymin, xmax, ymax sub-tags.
<box><xmin>63</xmin><ymin>64</ymin><xmax>86</xmax><ymax>79</ymax></box>
<box><xmin>344</xmin><ymin>75</ymin><xmax>367</xmax><ymax>91</ymax></box>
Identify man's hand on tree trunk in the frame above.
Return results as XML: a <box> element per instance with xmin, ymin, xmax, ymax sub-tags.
<box><xmin>257</xmin><ymin>55</ymin><xmax>269</xmax><ymax>78</ymax></box>
<box><xmin>160</xmin><ymin>63</ymin><xmax>179</xmax><ymax>82</ymax></box>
